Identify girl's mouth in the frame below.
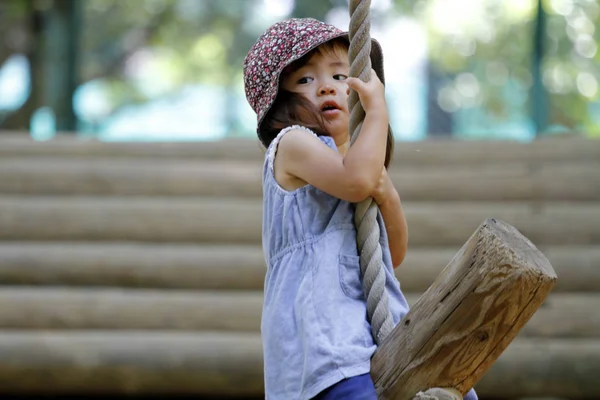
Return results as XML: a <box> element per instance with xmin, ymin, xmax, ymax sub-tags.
<box><xmin>320</xmin><ymin>101</ymin><xmax>341</xmax><ymax>117</ymax></box>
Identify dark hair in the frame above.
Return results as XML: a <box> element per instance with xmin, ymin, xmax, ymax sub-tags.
<box><xmin>259</xmin><ymin>38</ymin><xmax>395</xmax><ymax>168</ymax></box>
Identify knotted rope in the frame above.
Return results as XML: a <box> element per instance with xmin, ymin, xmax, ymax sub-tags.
<box><xmin>347</xmin><ymin>0</ymin><xmax>394</xmax><ymax>346</ymax></box>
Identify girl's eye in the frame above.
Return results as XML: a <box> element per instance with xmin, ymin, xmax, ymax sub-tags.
<box><xmin>334</xmin><ymin>74</ymin><xmax>348</xmax><ymax>81</ymax></box>
<box><xmin>297</xmin><ymin>77</ymin><xmax>313</xmax><ymax>84</ymax></box>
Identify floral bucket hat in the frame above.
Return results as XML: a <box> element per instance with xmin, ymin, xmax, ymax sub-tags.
<box><xmin>243</xmin><ymin>17</ymin><xmax>386</xmax><ymax>144</ymax></box>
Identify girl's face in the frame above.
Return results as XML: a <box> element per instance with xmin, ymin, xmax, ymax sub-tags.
<box><xmin>281</xmin><ymin>46</ymin><xmax>350</xmax><ymax>142</ymax></box>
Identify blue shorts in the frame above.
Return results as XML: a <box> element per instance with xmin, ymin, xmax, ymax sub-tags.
<box><xmin>312</xmin><ymin>373</ymin><xmax>377</xmax><ymax>400</ymax></box>
<box><xmin>312</xmin><ymin>374</ymin><xmax>479</xmax><ymax>400</ymax></box>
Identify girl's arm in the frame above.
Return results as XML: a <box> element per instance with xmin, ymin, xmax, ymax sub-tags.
<box><xmin>372</xmin><ymin>168</ymin><xmax>408</xmax><ymax>268</ymax></box>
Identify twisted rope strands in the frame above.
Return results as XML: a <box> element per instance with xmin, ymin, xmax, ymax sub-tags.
<box><xmin>347</xmin><ymin>0</ymin><xmax>394</xmax><ymax>345</ymax></box>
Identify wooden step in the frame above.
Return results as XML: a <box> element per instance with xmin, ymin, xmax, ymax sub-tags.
<box><xmin>0</xmin><ymin>289</ymin><xmax>593</xmax><ymax>338</ymax></box>
<box><xmin>1</xmin><ymin>158</ymin><xmax>599</xmax><ymax>201</ymax></box>
<box><xmin>1</xmin><ymin>196</ymin><xmax>599</xmax><ymax>246</ymax></box>
<box><xmin>0</xmin><ymin>331</ymin><xmax>264</xmax><ymax>396</ymax></box>
<box><xmin>0</xmin><ymin>243</ymin><xmax>597</xmax><ymax>292</ymax></box>
<box><xmin>0</xmin><ymin>243</ymin><xmax>266</xmax><ymax>290</ymax></box>
<box><xmin>477</xmin><ymin>338</ymin><xmax>600</xmax><ymax>398</ymax></box>
<box><xmin>0</xmin><ymin>288</ymin><xmax>262</xmax><ymax>331</ymax></box>
<box><xmin>0</xmin><ymin>331</ymin><xmax>596</xmax><ymax>398</ymax></box>
<box><xmin>0</xmin><ymin>158</ymin><xmax>263</xmax><ymax>198</ymax></box>
<box><xmin>1</xmin><ymin>134</ymin><xmax>598</xmax><ymax>164</ymax></box>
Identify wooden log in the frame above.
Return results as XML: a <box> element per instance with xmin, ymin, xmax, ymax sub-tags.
<box><xmin>516</xmin><ymin>293</ymin><xmax>600</xmax><ymax>338</ymax></box>
<box><xmin>0</xmin><ymin>332</ymin><xmax>597</xmax><ymax>398</ymax></box>
<box><xmin>477</xmin><ymin>339</ymin><xmax>600</xmax><ymax>398</ymax></box>
<box><xmin>0</xmin><ymin>196</ymin><xmax>263</xmax><ymax>244</ymax></box>
<box><xmin>0</xmin><ymin>158</ymin><xmax>264</xmax><ymax>197</ymax></box>
<box><xmin>392</xmin><ymin>162</ymin><xmax>600</xmax><ymax>202</ymax></box>
<box><xmin>0</xmin><ymin>243</ymin><xmax>267</xmax><ymax>290</ymax></box>
<box><xmin>1</xmin><ymin>197</ymin><xmax>599</xmax><ymax>246</ymax></box>
<box><xmin>371</xmin><ymin>219</ymin><xmax>557</xmax><ymax>399</ymax></box>
<box><xmin>0</xmin><ymin>134</ymin><xmax>267</xmax><ymax>160</ymax></box>
<box><xmin>398</xmin><ymin>246</ymin><xmax>600</xmax><ymax>293</ymax></box>
<box><xmin>0</xmin><ymin>133</ymin><xmax>598</xmax><ymax>164</ymax></box>
<box><xmin>531</xmin><ymin>162</ymin><xmax>600</xmax><ymax>201</ymax></box>
<box><xmin>0</xmin><ymin>288</ymin><xmax>262</xmax><ymax>331</ymax></box>
<box><xmin>0</xmin><ymin>288</ymin><xmax>594</xmax><ymax>338</ymax></box>
<box><xmin>0</xmin><ymin>243</ymin><xmax>596</xmax><ymax>292</ymax></box>
<box><xmin>2</xmin><ymin>157</ymin><xmax>599</xmax><ymax>201</ymax></box>
<box><xmin>0</xmin><ymin>331</ymin><xmax>264</xmax><ymax>395</ymax></box>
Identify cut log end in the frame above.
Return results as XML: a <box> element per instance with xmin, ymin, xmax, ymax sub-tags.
<box><xmin>481</xmin><ymin>218</ymin><xmax>557</xmax><ymax>281</ymax></box>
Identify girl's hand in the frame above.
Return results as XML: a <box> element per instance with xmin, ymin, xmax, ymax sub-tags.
<box><xmin>346</xmin><ymin>69</ymin><xmax>386</xmax><ymax>114</ymax></box>
<box><xmin>371</xmin><ymin>167</ymin><xmax>399</xmax><ymax>207</ymax></box>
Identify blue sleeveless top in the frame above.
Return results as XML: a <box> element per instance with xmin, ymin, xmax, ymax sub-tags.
<box><xmin>261</xmin><ymin>126</ymin><xmax>411</xmax><ymax>400</ymax></box>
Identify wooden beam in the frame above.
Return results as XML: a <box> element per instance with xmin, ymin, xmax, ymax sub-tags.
<box><xmin>0</xmin><ymin>289</ymin><xmax>595</xmax><ymax>338</ymax></box>
<box><xmin>1</xmin><ymin>158</ymin><xmax>598</xmax><ymax>201</ymax></box>
<box><xmin>0</xmin><ymin>134</ymin><xmax>598</xmax><ymax>164</ymax></box>
<box><xmin>0</xmin><ymin>333</ymin><xmax>597</xmax><ymax>397</ymax></box>
<box><xmin>1</xmin><ymin>197</ymin><xmax>599</xmax><ymax>246</ymax></box>
<box><xmin>0</xmin><ymin>243</ymin><xmax>595</xmax><ymax>292</ymax></box>
<box><xmin>371</xmin><ymin>219</ymin><xmax>557</xmax><ymax>399</ymax></box>
<box><xmin>0</xmin><ymin>331</ymin><xmax>264</xmax><ymax>395</ymax></box>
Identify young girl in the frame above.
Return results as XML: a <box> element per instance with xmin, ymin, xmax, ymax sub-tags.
<box><xmin>244</xmin><ymin>18</ymin><xmax>477</xmax><ymax>400</ymax></box>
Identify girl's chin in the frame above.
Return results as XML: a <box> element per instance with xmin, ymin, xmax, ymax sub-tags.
<box><xmin>326</xmin><ymin>124</ymin><xmax>350</xmax><ymax>140</ymax></box>
<box><xmin>326</xmin><ymin>117</ymin><xmax>349</xmax><ymax>129</ymax></box>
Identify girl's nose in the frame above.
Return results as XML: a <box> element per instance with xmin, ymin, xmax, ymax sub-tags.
<box><xmin>319</xmin><ymin>85</ymin><xmax>336</xmax><ymax>96</ymax></box>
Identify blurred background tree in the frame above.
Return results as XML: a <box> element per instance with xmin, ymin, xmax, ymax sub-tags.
<box><xmin>0</xmin><ymin>0</ymin><xmax>598</xmax><ymax>140</ymax></box>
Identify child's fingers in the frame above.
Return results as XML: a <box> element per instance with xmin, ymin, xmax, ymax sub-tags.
<box><xmin>347</xmin><ymin>70</ymin><xmax>381</xmax><ymax>91</ymax></box>
<box><xmin>346</xmin><ymin>76</ymin><xmax>366</xmax><ymax>92</ymax></box>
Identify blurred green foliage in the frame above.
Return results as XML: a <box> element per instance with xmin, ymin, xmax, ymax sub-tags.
<box><xmin>0</xmin><ymin>0</ymin><xmax>598</xmax><ymax>136</ymax></box>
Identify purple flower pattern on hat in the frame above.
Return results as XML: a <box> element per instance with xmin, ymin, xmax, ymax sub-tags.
<box><xmin>243</xmin><ymin>18</ymin><xmax>346</xmax><ymax>132</ymax></box>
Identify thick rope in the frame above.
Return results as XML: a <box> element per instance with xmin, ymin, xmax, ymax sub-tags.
<box><xmin>347</xmin><ymin>4</ymin><xmax>465</xmax><ymax>399</ymax></box>
<box><xmin>347</xmin><ymin>0</ymin><xmax>394</xmax><ymax>346</ymax></box>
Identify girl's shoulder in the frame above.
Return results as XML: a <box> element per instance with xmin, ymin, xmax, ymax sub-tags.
<box><xmin>267</xmin><ymin>125</ymin><xmax>334</xmax><ymax>171</ymax></box>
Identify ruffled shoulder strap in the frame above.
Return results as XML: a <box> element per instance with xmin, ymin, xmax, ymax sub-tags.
<box><xmin>266</xmin><ymin>125</ymin><xmax>319</xmax><ymax>172</ymax></box>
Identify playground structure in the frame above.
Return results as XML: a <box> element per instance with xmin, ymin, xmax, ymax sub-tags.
<box><xmin>0</xmin><ymin>133</ymin><xmax>598</xmax><ymax>398</ymax></box>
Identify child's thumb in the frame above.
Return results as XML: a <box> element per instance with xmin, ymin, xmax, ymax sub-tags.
<box><xmin>346</xmin><ymin>77</ymin><xmax>364</xmax><ymax>92</ymax></box>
